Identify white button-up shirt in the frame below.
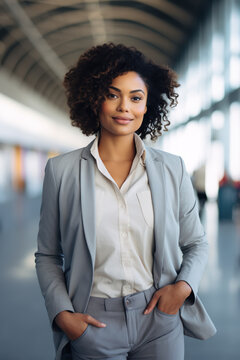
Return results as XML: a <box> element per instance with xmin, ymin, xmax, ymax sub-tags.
<box><xmin>90</xmin><ymin>133</ymin><xmax>154</xmax><ymax>298</ymax></box>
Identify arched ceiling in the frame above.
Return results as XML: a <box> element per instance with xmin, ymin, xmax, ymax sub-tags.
<box><xmin>0</xmin><ymin>0</ymin><xmax>213</xmax><ymax>111</ymax></box>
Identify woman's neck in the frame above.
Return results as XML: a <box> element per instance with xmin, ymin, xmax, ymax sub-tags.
<box><xmin>98</xmin><ymin>132</ymin><xmax>136</xmax><ymax>162</ymax></box>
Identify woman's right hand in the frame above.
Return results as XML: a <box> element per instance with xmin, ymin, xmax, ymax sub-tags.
<box><xmin>54</xmin><ymin>310</ymin><xmax>107</xmax><ymax>341</ymax></box>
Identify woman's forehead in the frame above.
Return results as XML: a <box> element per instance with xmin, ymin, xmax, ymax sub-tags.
<box><xmin>110</xmin><ymin>71</ymin><xmax>147</xmax><ymax>91</ymax></box>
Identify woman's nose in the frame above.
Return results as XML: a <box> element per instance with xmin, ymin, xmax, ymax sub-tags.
<box><xmin>116</xmin><ymin>98</ymin><xmax>129</xmax><ymax>112</ymax></box>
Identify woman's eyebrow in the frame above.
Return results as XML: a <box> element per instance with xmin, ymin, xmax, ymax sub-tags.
<box><xmin>109</xmin><ymin>86</ymin><xmax>145</xmax><ymax>95</ymax></box>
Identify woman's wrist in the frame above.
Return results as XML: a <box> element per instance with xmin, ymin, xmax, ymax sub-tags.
<box><xmin>55</xmin><ymin>310</ymin><xmax>74</xmax><ymax>331</ymax></box>
<box><xmin>175</xmin><ymin>280</ymin><xmax>192</xmax><ymax>299</ymax></box>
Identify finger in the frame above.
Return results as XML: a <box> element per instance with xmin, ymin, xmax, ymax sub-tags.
<box><xmin>143</xmin><ymin>292</ymin><xmax>161</xmax><ymax>315</ymax></box>
<box><xmin>84</xmin><ymin>314</ymin><xmax>107</xmax><ymax>327</ymax></box>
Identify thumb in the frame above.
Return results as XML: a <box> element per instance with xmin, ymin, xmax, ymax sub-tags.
<box><xmin>143</xmin><ymin>290</ymin><xmax>162</xmax><ymax>315</ymax></box>
<box><xmin>84</xmin><ymin>314</ymin><xmax>107</xmax><ymax>328</ymax></box>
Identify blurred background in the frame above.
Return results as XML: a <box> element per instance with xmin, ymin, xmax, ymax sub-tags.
<box><xmin>0</xmin><ymin>0</ymin><xmax>240</xmax><ymax>359</ymax></box>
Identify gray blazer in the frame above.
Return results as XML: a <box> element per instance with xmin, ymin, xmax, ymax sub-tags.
<box><xmin>35</xmin><ymin>139</ymin><xmax>216</xmax><ymax>360</ymax></box>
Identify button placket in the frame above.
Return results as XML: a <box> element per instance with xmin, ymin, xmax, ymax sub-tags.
<box><xmin>118</xmin><ymin>193</ymin><xmax>135</xmax><ymax>294</ymax></box>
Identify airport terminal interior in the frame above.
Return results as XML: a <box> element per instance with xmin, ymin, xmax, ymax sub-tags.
<box><xmin>0</xmin><ymin>0</ymin><xmax>240</xmax><ymax>359</ymax></box>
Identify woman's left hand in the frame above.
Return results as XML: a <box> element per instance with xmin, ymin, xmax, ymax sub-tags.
<box><xmin>143</xmin><ymin>281</ymin><xmax>192</xmax><ymax>315</ymax></box>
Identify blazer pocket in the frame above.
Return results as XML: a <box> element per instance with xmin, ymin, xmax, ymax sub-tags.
<box><xmin>137</xmin><ymin>190</ymin><xmax>154</xmax><ymax>228</ymax></box>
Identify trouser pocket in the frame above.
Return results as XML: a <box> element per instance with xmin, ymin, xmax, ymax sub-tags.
<box><xmin>70</xmin><ymin>305</ymin><xmax>128</xmax><ymax>358</ymax></box>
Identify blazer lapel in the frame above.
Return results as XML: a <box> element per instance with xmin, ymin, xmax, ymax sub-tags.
<box><xmin>145</xmin><ymin>147</ymin><xmax>166</xmax><ymax>287</ymax></box>
<box><xmin>80</xmin><ymin>140</ymin><xmax>96</xmax><ymax>271</ymax></box>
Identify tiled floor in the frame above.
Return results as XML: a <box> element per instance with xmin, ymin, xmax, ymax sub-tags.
<box><xmin>0</xmin><ymin>195</ymin><xmax>239</xmax><ymax>359</ymax></box>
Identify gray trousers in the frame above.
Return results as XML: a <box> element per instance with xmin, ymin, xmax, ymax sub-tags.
<box><xmin>70</xmin><ymin>285</ymin><xmax>184</xmax><ymax>360</ymax></box>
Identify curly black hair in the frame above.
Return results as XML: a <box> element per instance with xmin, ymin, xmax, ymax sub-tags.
<box><xmin>63</xmin><ymin>42</ymin><xmax>180</xmax><ymax>141</ymax></box>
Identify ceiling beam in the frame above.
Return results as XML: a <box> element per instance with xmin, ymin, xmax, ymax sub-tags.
<box><xmin>2</xmin><ymin>0</ymin><xmax>67</xmax><ymax>80</ymax></box>
<box><xmin>136</xmin><ymin>0</ymin><xmax>193</xmax><ymax>26</ymax></box>
<box><xmin>83</xmin><ymin>0</ymin><xmax>107</xmax><ymax>45</ymax></box>
<box><xmin>28</xmin><ymin>5</ymin><xmax>185</xmax><ymax>42</ymax></box>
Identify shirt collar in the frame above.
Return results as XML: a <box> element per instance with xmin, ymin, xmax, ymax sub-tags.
<box><xmin>134</xmin><ymin>133</ymin><xmax>146</xmax><ymax>164</ymax></box>
<box><xmin>90</xmin><ymin>133</ymin><xmax>146</xmax><ymax>165</ymax></box>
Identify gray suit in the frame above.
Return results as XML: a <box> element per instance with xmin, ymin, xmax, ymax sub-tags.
<box><xmin>35</xmin><ymin>139</ymin><xmax>216</xmax><ymax>360</ymax></box>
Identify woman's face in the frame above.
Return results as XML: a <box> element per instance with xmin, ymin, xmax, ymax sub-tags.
<box><xmin>99</xmin><ymin>71</ymin><xmax>148</xmax><ymax>138</ymax></box>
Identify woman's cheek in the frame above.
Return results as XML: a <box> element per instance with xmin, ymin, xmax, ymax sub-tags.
<box><xmin>136</xmin><ymin>102</ymin><xmax>147</xmax><ymax>115</ymax></box>
<box><xmin>100</xmin><ymin>101</ymin><xmax>110</xmax><ymax>113</ymax></box>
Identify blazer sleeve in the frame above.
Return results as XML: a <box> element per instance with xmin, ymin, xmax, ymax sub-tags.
<box><xmin>35</xmin><ymin>158</ymin><xmax>74</xmax><ymax>329</ymax></box>
<box><xmin>175</xmin><ymin>157</ymin><xmax>208</xmax><ymax>304</ymax></box>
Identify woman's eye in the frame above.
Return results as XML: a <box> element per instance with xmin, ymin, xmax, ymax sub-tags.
<box><xmin>132</xmin><ymin>96</ymin><xmax>142</xmax><ymax>101</ymax></box>
<box><xmin>107</xmin><ymin>93</ymin><xmax>117</xmax><ymax>99</ymax></box>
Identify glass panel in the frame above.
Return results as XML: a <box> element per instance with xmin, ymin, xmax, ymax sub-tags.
<box><xmin>229</xmin><ymin>102</ymin><xmax>240</xmax><ymax>180</ymax></box>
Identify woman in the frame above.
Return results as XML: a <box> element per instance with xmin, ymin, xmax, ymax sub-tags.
<box><xmin>35</xmin><ymin>43</ymin><xmax>216</xmax><ymax>360</ymax></box>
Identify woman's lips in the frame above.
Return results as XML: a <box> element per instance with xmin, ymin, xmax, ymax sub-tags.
<box><xmin>112</xmin><ymin>117</ymin><xmax>132</xmax><ymax>124</ymax></box>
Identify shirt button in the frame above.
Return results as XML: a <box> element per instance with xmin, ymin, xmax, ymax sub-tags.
<box><xmin>126</xmin><ymin>299</ymin><xmax>130</xmax><ymax>305</ymax></box>
<box><xmin>121</xmin><ymin>232</ymin><xmax>127</xmax><ymax>238</ymax></box>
